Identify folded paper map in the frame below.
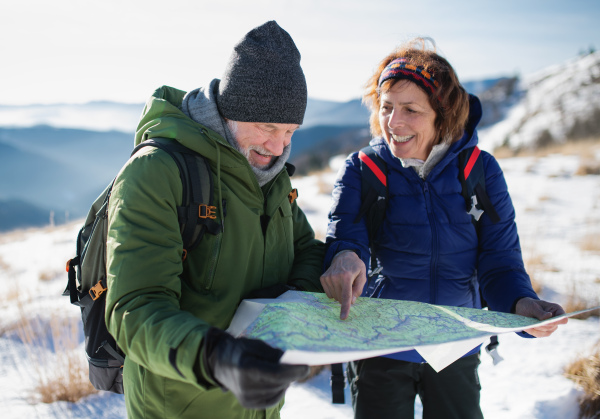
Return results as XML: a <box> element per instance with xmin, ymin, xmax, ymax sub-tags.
<box><xmin>227</xmin><ymin>291</ymin><xmax>597</xmax><ymax>372</ymax></box>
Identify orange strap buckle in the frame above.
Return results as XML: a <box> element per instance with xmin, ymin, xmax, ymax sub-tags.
<box><xmin>288</xmin><ymin>188</ymin><xmax>298</xmax><ymax>204</ymax></box>
<box><xmin>199</xmin><ymin>204</ymin><xmax>217</xmax><ymax>219</ymax></box>
<box><xmin>89</xmin><ymin>281</ymin><xmax>108</xmax><ymax>301</ymax></box>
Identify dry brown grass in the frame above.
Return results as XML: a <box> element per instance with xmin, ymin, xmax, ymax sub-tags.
<box><xmin>528</xmin><ymin>273</ymin><xmax>543</xmax><ymax>295</ymax></box>
<box><xmin>495</xmin><ymin>137</ymin><xmax>600</xmax><ymax>160</ymax></box>
<box><xmin>16</xmin><ymin>306</ymin><xmax>97</xmax><ymax>403</ymax></box>
<box><xmin>0</xmin><ymin>219</ymin><xmax>81</xmax><ymax>245</ymax></box>
<box><xmin>495</xmin><ymin>136</ymin><xmax>600</xmax><ymax>181</ymax></box>
<box><xmin>38</xmin><ymin>269</ymin><xmax>62</xmax><ymax>282</ymax></box>
<box><xmin>581</xmin><ymin>234</ymin><xmax>600</xmax><ymax>254</ymax></box>
<box><xmin>1</xmin><ymin>282</ymin><xmax>21</xmax><ymax>305</ymax></box>
<box><xmin>491</xmin><ymin>145</ymin><xmax>516</xmax><ymax>159</ymax></box>
<box><xmin>316</xmin><ymin>174</ymin><xmax>335</xmax><ymax>196</ymax></box>
<box><xmin>523</xmin><ymin>252</ymin><xmax>545</xmax><ymax>295</ymax></box>
<box><xmin>575</xmin><ymin>161</ymin><xmax>600</xmax><ymax>176</ymax></box>
<box><xmin>563</xmin><ymin>282</ymin><xmax>600</xmax><ymax>320</ymax></box>
<box><xmin>0</xmin><ymin>227</ymin><xmax>34</xmax><ymax>245</ymax></box>
<box><xmin>313</xmin><ymin>227</ymin><xmax>326</xmax><ymax>242</ymax></box>
<box><xmin>565</xmin><ymin>300</ymin><xmax>600</xmax><ymax>320</ymax></box>
<box><xmin>0</xmin><ymin>283</ymin><xmax>26</xmax><ymax>336</ymax></box>
<box><xmin>564</xmin><ymin>342</ymin><xmax>600</xmax><ymax>418</ymax></box>
<box><xmin>0</xmin><ymin>255</ymin><xmax>9</xmax><ymax>271</ymax></box>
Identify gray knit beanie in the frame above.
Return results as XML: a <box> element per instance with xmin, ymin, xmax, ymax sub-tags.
<box><xmin>216</xmin><ymin>21</ymin><xmax>307</xmax><ymax>125</ymax></box>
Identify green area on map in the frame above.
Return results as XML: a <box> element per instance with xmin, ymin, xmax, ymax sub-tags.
<box><xmin>243</xmin><ymin>292</ymin><xmax>540</xmax><ymax>352</ymax></box>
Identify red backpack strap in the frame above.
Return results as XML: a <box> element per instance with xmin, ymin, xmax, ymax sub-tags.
<box><xmin>459</xmin><ymin>146</ymin><xmax>500</xmax><ymax>225</ymax></box>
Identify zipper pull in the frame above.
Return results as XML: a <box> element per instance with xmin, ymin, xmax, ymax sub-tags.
<box><xmin>368</xmin><ymin>265</ymin><xmax>383</xmax><ymax>279</ymax></box>
<box><xmin>221</xmin><ymin>199</ymin><xmax>227</xmax><ymax>233</ymax></box>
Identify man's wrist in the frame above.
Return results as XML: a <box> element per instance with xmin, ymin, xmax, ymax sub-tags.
<box><xmin>335</xmin><ymin>249</ymin><xmax>358</xmax><ymax>257</ymax></box>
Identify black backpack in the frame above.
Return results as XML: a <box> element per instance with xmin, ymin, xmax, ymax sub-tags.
<box><xmin>330</xmin><ymin>144</ymin><xmax>501</xmax><ymax>404</ymax></box>
<box><xmin>355</xmin><ymin>144</ymin><xmax>500</xmax><ymax>275</ymax></box>
<box><xmin>64</xmin><ymin>137</ymin><xmax>221</xmax><ymax>394</ymax></box>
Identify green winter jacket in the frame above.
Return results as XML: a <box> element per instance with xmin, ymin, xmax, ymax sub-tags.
<box><xmin>105</xmin><ymin>86</ymin><xmax>325</xmax><ymax>419</ymax></box>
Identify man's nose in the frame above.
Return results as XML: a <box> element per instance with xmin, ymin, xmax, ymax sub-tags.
<box><xmin>265</xmin><ymin>132</ymin><xmax>290</xmax><ymax>156</ymax></box>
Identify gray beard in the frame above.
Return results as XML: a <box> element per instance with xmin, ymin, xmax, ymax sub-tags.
<box><xmin>226</xmin><ymin>120</ymin><xmax>291</xmax><ymax>187</ymax></box>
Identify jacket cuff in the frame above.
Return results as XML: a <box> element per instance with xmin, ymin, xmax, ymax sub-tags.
<box><xmin>324</xmin><ymin>241</ymin><xmax>364</xmax><ymax>271</ymax></box>
<box><xmin>510</xmin><ymin>296</ymin><xmax>539</xmax><ymax>339</ymax></box>
<box><xmin>197</xmin><ymin>328</ymin><xmax>225</xmax><ymax>389</ymax></box>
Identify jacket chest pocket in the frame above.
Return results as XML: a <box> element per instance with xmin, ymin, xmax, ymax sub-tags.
<box><xmin>272</xmin><ymin>203</ymin><xmax>295</xmax><ymax>270</ymax></box>
<box><xmin>182</xmin><ymin>225</ymin><xmax>223</xmax><ymax>293</ymax></box>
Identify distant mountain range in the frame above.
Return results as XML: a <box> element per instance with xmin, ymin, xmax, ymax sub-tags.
<box><xmin>1</xmin><ymin>51</ymin><xmax>598</xmax><ymax>231</ymax></box>
<box><xmin>0</xmin><ymin>97</ymin><xmax>369</xmax><ymax>133</ymax></box>
<box><xmin>0</xmin><ymin>127</ymin><xmax>132</xmax><ymax>224</ymax></box>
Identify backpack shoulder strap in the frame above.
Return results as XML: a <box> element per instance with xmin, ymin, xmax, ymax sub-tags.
<box><xmin>353</xmin><ymin>146</ymin><xmax>388</xmax><ymax>274</ymax></box>
<box><xmin>354</xmin><ymin>146</ymin><xmax>387</xmax><ymax>223</ymax></box>
<box><xmin>458</xmin><ymin>146</ymin><xmax>500</xmax><ymax>225</ymax></box>
<box><xmin>458</xmin><ymin>146</ymin><xmax>503</xmax><ymax>360</ymax></box>
<box><xmin>133</xmin><ymin>138</ymin><xmax>221</xmax><ymax>257</ymax></box>
<box><xmin>330</xmin><ymin>362</ymin><xmax>346</xmax><ymax>404</ymax></box>
<box><xmin>358</xmin><ymin>146</ymin><xmax>387</xmax><ymax>199</ymax></box>
<box><xmin>331</xmin><ymin>148</ymin><xmax>388</xmax><ymax>405</ymax></box>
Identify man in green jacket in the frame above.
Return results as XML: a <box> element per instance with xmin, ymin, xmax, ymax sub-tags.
<box><xmin>105</xmin><ymin>21</ymin><xmax>325</xmax><ymax>419</ymax></box>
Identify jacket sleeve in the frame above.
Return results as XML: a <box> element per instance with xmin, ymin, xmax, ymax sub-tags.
<box><xmin>105</xmin><ymin>148</ymin><xmax>214</xmax><ymax>389</ymax></box>
<box><xmin>323</xmin><ymin>153</ymin><xmax>372</xmax><ymax>272</ymax></box>
<box><xmin>288</xmin><ymin>201</ymin><xmax>326</xmax><ymax>292</ymax></box>
<box><xmin>477</xmin><ymin>152</ymin><xmax>539</xmax><ymax>314</ymax></box>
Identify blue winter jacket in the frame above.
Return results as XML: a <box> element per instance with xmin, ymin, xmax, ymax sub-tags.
<box><xmin>324</xmin><ymin>96</ymin><xmax>538</xmax><ymax>362</ymax></box>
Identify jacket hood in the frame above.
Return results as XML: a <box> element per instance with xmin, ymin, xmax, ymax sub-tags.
<box><xmin>464</xmin><ymin>94</ymin><xmax>483</xmax><ymax>141</ymax></box>
<box><xmin>134</xmin><ymin>85</ymin><xmax>246</xmax><ymax>168</ymax></box>
<box><xmin>439</xmin><ymin>94</ymin><xmax>482</xmax><ymax>170</ymax></box>
<box><xmin>133</xmin><ymin>85</ymin><xmax>280</xmax><ymax>218</ymax></box>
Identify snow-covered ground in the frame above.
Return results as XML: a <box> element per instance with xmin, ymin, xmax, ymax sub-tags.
<box><xmin>0</xmin><ymin>150</ymin><xmax>599</xmax><ymax>418</ymax></box>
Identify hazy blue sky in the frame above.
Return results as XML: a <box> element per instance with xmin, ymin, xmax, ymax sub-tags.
<box><xmin>2</xmin><ymin>0</ymin><xmax>599</xmax><ymax>105</ymax></box>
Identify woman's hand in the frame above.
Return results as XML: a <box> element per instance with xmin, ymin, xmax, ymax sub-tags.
<box><xmin>320</xmin><ymin>250</ymin><xmax>367</xmax><ymax>320</ymax></box>
<box><xmin>515</xmin><ymin>297</ymin><xmax>569</xmax><ymax>337</ymax></box>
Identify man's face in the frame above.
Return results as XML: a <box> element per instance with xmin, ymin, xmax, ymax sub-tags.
<box><xmin>229</xmin><ymin>121</ymin><xmax>299</xmax><ymax>169</ymax></box>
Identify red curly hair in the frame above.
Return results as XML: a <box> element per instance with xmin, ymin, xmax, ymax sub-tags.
<box><xmin>363</xmin><ymin>38</ymin><xmax>470</xmax><ymax>144</ymax></box>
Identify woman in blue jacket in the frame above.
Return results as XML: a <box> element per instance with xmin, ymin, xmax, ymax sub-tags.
<box><xmin>320</xmin><ymin>38</ymin><xmax>567</xmax><ymax>419</ymax></box>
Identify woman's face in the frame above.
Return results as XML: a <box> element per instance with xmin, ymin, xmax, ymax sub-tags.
<box><xmin>379</xmin><ymin>80</ymin><xmax>438</xmax><ymax>161</ymax></box>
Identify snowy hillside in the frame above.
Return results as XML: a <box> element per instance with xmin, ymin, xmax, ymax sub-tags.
<box><xmin>0</xmin><ymin>147</ymin><xmax>599</xmax><ymax>418</ymax></box>
<box><xmin>479</xmin><ymin>52</ymin><xmax>600</xmax><ymax>151</ymax></box>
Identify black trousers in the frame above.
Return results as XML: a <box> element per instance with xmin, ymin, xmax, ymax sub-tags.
<box><xmin>347</xmin><ymin>353</ymin><xmax>483</xmax><ymax>419</ymax></box>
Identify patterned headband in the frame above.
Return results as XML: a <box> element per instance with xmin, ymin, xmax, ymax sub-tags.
<box><xmin>378</xmin><ymin>58</ymin><xmax>440</xmax><ymax>97</ymax></box>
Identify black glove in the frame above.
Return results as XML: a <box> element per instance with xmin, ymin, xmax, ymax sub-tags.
<box><xmin>202</xmin><ymin>328</ymin><xmax>309</xmax><ymax>409</ymax></box>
